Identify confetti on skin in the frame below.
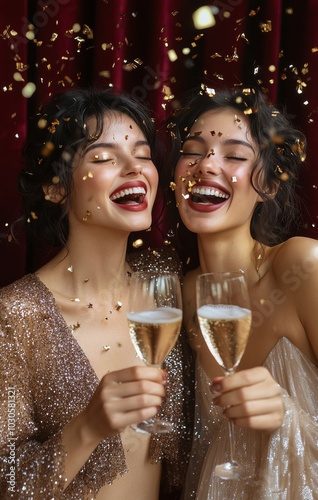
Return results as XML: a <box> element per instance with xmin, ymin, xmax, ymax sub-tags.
<box><xmin>231</xmin><ymin>176</ymin><xmax>237</xmax><ymax>183</ymax></box>
<box><xmin>83</xmin><ymin>210</ymin><xmax>92</xmax><ymax>222</ymax></box>
<box><xmin>67</xmin><ymin>266</ymin><xmax>73</xmax><ymax>273</ymax></box>
<box><xmin>71</xmin><ymin>298</ymin><xmax>80</xmax><ymax>302</ymax></box>
<box><xmin>115</xmin><ymin>301</ymin><xmax>122</xmax><ymax>311</ymax></box>
<box><xmin>187</xmin><ymin>180</ymin><xmax>196</xmax><ymax>192</ymax></box>
<box><xmin>102</xmin><ymin>345</ymin><xmax>111</xmax><ymax>351</ymax></box>
<box><xmin>70</xmin><ymin>322</ymin><xmax>81</xmax><ymax>331</ymax></box>
<box><xmin>83</xmin><ymin>171</ymin><xmax>94</xmax><ymax>180</ymax></box>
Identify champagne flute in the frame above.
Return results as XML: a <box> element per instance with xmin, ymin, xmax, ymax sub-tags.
<box><xmin>127</xmin><ymin>271</ymin><xmax>182</xmax><ymax>434</ymax></box>
<box><xmin>196</xmin><ymin>271</ymin><xmax>252</xmax><ymax>479</ymax></box>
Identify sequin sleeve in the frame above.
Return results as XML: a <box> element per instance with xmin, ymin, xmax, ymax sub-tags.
<box><xmin>0</xmin><ymin>293</ymin><xmax>65</xmax><ymax>498</ymax></box>
<box><xmin>0</xmin><ymin>276</ymin><xmax>127</xmax><ymax>499</ymax></box>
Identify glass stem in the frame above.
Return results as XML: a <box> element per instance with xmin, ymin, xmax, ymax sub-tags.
<box><xmin>225</xmin><ymin>369</ymin><xmax>236</xmax><ymax>464</ymax></box>
<box><xmin>228</xmin><ymin>418</ymin><xmax>236</xmax><ymax>464</ymax></box>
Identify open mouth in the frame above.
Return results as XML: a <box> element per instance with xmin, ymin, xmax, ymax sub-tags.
<box><xmin>190</xmin><ymin>186</ymin><xmax>229</xmax><ymax>205</ymax></box>
<box><xmin>110</xmin><ymin>186</ymin><xmax>146</xmax><ymax>205</ymax></box>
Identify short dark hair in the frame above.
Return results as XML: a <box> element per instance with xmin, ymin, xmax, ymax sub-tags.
<box><xmin>163</xmin><ymin>86</ymin><xmax>306</xmax><ymax>267</ymax></box>
<box><xmin>18</xmin><ymin>87</ymin><xmax>158</xmax><ymax>247</ymax></box>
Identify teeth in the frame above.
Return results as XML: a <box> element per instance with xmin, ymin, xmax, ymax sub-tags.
<box><xmin>191</xmin><ymin>186</ymin><xmax>229</xmax><ymax>199</ymax></box>
<box><xmin>110</xmin><ymin>186</ymin><xmax>146</xmax><ymax>201</ymax></box>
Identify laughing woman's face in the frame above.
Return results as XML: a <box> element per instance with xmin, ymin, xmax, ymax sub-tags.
<box><xmin>69</xmin><ymin>112</ymin><xmax>159</xmax><ymax>235</ymax></box>
<box><xmin>174</xmin><ymin>107</ymin><xmax>261</xmax><ymax>237</ymax></box>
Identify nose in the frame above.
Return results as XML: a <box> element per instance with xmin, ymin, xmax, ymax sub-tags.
<box><xmin>194</xmin><ymin>151</ymin><xmax>221</xmax><ymax>176</ymax></box>
<box><xmin>122</xmin><ymin>156</ymin><xmax>143</xmax><ymax>176</ymax></box>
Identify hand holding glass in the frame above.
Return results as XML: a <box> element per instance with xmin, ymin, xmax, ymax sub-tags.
<box><xmin>127</xmin><ymin>271</ymin><xmax>182</xmax><ymax>434</ymax></box>
<box><xmin>196</xmin><ymin>271</ymin><xmax>252</xmax><ymax>479</ymax></box>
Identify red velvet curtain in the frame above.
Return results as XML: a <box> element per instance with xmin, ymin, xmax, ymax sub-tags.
<box><xmin>1</xmin><ymin>0</ymin><xmax>318</xmax><ymax>286</ymax></box>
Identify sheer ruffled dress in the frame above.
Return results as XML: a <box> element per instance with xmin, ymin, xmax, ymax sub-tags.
<box><xmin>184</xmin><ymin>337</ymin><xmax>318</xmax><ymax>499</ymax></box>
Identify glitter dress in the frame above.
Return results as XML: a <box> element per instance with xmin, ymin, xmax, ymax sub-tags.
<box><xmin>184</xmin><ymin>337</ymin><xmax>318</xmax><ymax>499</ymax></box>
<box><xmin>0</xmin><ymin>248</ymin><xmax>194</xmax><ymax>499</ymax></box>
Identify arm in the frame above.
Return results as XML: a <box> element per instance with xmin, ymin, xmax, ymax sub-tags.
<box><xmin>211</xmin><ymin>237</ymin><xmax>318</xmax><ymax>433</ymax></box>
<box><xmin>0</xmin><ymin>325</ymin><xmax>165</xmax><ymax>497</ymax></box>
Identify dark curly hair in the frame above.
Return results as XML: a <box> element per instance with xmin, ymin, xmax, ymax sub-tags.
<box><xmin>18</xmin><ymin>87</ymin><xmax>158</xmax><ymax>247</ymax></box>
<box><xmin>163</xmin><ymin>86</ymin><xmax>306</xmax><ymax>268</ymax></box>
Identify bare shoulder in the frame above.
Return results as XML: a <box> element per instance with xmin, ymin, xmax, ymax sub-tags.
<box><xmin>270</xmin><ymin>236</ymin><xmax>318</xmax><ymax>278</ymax></box>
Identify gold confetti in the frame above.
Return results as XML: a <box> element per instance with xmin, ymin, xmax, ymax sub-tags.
<box><xmin>102</xmin><ymin>345</ymin><xmax>111</xmax><ymax>351</ymax></box>
<box><xmin>170</xmin><ymin>181</ymin><xmax>177</xmax><ymax>191</ymax></box>
<box><xmin>115</xmin><ymin>301</ymin><xmax>123</xmax><ymax>311</ymax></box>
<box><xmin>133</xmin><ymin>239</ymin><xmax>143</xmax><ymax>248</ymax></box>
<box><xmin>67</xmin><ymin>265</ymin><xmax>73</xmax><ymax>273</ymax></box>
<box><xmin>70</xmin><ymin>322</ymin><xmax>81</xmax><ymax>331</ymax></box>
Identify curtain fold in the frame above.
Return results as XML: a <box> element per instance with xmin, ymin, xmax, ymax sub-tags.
<box><xmin>1</xmin><ymin>0</ymin><xmax>317</xmax><ymax>286</ymax></box>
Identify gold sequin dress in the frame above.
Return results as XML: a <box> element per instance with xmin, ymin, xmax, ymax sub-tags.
<box><xmin>0</xmin><ymin>248</ymin><xmax>194</xmax><ymax>499</ymax></box>
<box><xmin>184</xmin><ymin>337</ymin><xmax>318</xmax><ymax>499</ymax></box>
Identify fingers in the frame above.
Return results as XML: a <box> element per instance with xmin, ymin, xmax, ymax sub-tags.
<box><xmin>105</xmin><ymin>365</ymin><xmax>166</xmax><ymax>385</ymax></box>
<box><xmin>211</xmin><ymin>367</ymin><xmax>285</xmax><ymax>432</ymax></box>
<box><xmin>86</xmin><ymin>365</ymin><xmax>167</xmax><ymax>437</ymax></box>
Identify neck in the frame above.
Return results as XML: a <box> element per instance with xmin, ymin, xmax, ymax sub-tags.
<box><xmin>197</xmin><ymin>229</ymin><xmax>264</xmax><ymax>284</ymax></box>
<box><xmin>40</xmin><ymin>227</ymin><xmax>131</xmax><ymax>301</ymax></box>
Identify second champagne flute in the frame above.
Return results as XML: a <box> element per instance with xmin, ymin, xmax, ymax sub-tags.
<box><xmin>127</xmin><ymin>271</ymin><xmax>183</xmax><ymax>434</ymax></box>
<box><xmin>196</xmin><ymin>271</ymin><xmax>252</xmax><ymax>479</ymax></box>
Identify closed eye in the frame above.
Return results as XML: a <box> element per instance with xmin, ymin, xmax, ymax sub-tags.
<box><xmin>226</xmin><ymin>156</ymin><xmax>248</xmax><ymax>161</ymax></box>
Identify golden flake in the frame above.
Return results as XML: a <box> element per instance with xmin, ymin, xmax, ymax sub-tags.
<box><xmin>260</xmin><ymin>20</ymin><xmax>272</xmax><ymax>33</ymax></box>
<box><xmin>82</xmin><ymin>210</ymin><xmax>92</xmax><ymax>221</ymax></box>
<box><xmin>115</xmin><ymin>301</ymin><xmax>123</xmax><ymax>311</ymax></box>
<box><xmin>31</xmin><ymin>211</ymin><xmax>38</xmax><ymax>220</ymax></box>
<box><xmin>187</xmin><ymin>180</ymin><xmax>196</xmax><ymax>192</ymax></box>
<box><xmin>41</xmin><ymin>142</ymin><xmax>54</xmax><ymax>157</ymax></box>
<box><xmin>70</xmin><ymin>322</ymin><xmax>81</xmax><ymax>331</ymax></box>
<box><xmin>280</xmin><ymin>172</ymin><xmax>289</xmax><ymax>181</ymax></box>
<box><xmin>102</xmin><ymin>345</ymin><xmax>111</xmax><ymax>351</ymax></box>
<box><xmin>82</xmin><ymin>171</ymin><xmax>94</xmax><ymax>180</ymax></box>
<box><xmin>67</xmin><ymin>265</ymin><xmax>73</xmax><ymax>273</ymax></box>
<box><xmin>170</xmin><ymin>181</ymin><xmax>177</xmax><ymax>191</ymax></box>
<box><xmin>133</xmin><ymin>239</ymin><xmax>143</xmax><ymax>248</ymax></box>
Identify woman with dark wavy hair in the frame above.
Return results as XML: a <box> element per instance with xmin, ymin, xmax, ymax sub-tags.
<box><xmin>164</xmin><ymin>86</ymin><xmax>318</xmax><ymax>498</ymax></box>
<box><xmin>0</xmin><ymin>88</ymin><xmax>193</xmax><ymax>499</ymax></box>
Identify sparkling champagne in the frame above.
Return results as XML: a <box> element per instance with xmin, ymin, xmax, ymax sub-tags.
<box><xmin>127</xmin><ymin>307</ymin><xmax>182</xmax><ymax>366</ymax></box>
<box><xmin>197</xmin><ymin>304</ymin><xmax>251</xmax><ymax>372</ymax></box>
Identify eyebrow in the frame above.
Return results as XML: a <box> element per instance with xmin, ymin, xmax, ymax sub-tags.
<box><xmin>85</xmin><ymin>140</ymin><xmax>151</xmax><ymax>154</ymax></box>
<box><xmin>183</xmin><ymin>135</ymin><xmax>255</xmax><ymax>153</ymax></box>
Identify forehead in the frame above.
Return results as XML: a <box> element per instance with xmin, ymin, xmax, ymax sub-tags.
<box><xmin>86</xmin><ymin>111</ymin><xmax>145</xmax><ymax>139</ymax></box>
<box><xmin>190</xmin><ymin>107</ymin><xmax>251</xmax><ymax>137</ymax></box>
